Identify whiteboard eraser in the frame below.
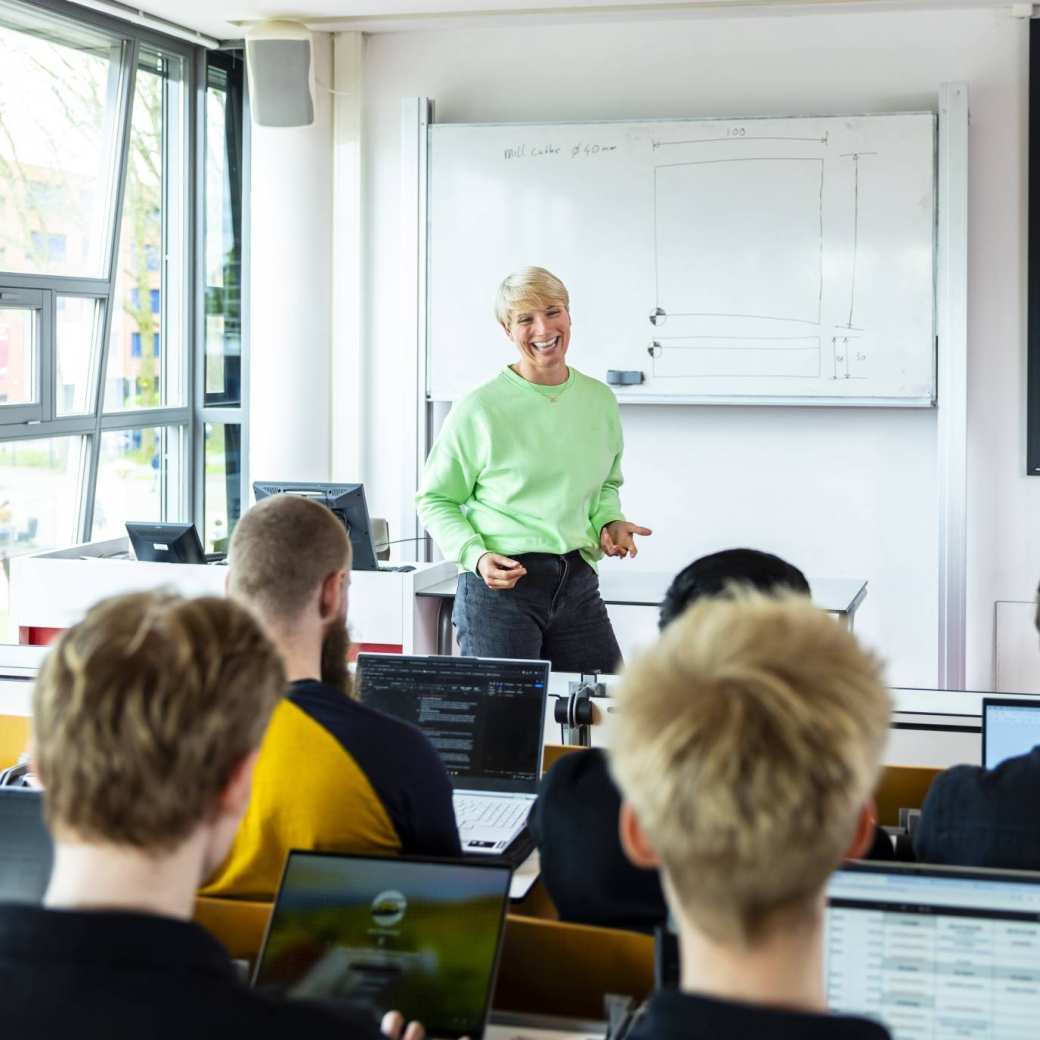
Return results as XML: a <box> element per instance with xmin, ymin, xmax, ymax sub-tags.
<box><xmin>606</xmin><ymin>370</ymin><xmax>645</xmax><ymax>386</ymax></box>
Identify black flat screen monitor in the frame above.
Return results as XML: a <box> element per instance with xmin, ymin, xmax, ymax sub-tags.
<box><xmin>252</xmin><ymin>482</ymin><xmax>379</xmax><ymax>571</ymax></box>
<box><xmin>126</xmin><ymin>522</ymin><xmax>206</xmax><ymax>564</ymax></box>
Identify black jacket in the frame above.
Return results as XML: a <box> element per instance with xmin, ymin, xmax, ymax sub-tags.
<box><xmin>0</xmin><ymin>904</ymin><xmax>383</xmax><ymax>1039</ymax></box>
<box><xmin>915</xmin><ymin>749</ymin><xmax>1040</xmax><ymax>868</ymax></box>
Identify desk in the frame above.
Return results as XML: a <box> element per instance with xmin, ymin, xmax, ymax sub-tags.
<box><xmin>540</xmin><ymin>676</ymin><xmax>996</xmax><ymax>768</ymax></box>
<box><xmin>418</xmin><ymin>570</ymin><xmax>868</xmax><ymax>655</ymax></box>
<box><xmin>10</xmin><ymin>539</ymin><xmax>457</xmax><ymax>653</ymax></box>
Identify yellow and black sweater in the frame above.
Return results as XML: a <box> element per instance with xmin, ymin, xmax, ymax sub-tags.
<box><xmin>201</xmin><ymin>679</ymin><xmax>461</xmax><ymax>900</ymax></box>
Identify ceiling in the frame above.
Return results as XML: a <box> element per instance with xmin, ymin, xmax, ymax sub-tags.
<box><xmin>83</xmin><ymin>0</ymin><xmax>1015</xmax><ymax>43</ymax></box>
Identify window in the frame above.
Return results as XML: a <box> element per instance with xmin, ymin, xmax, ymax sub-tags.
<box><xmin>0</xmin><ymin>435</ymin><xmax>87</xmax><ymax>637</ymax></box>
<box><xmin>0</xmin><ymin>6</ymin><xmax>123</xmax><ymax>279</ymax></box>
<box><xmin>196</xmin><ymin>50</ymin><xmax>246</xmax><ymax>553</ymax></box>
<box><xmin>93</xmin><ymin>426</ymin><xmax>184</xmax><ymax>540</ymax></box>
<box><xmin>203</xmin><ymin>421</ymin><xmax>240</xmax><ymax>552</ymax></box>
<box><xmin>0</xmin><ymin>2</ymin><xmax>248</xmax><ymax>640</ymax></box>
<box><xmin>203</xmin><ymin>56</ymin><xmax>243</xmax><ymax>408</ymax></box>
<box><xmin>105</xmin><ymin>48</ymin><xmax>185</xmax><ymax>413</ymax></box>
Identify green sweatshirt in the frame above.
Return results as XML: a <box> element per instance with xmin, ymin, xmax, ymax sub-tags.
<box><xmin>416</xmin><ymin>366</ymin><xmax>626</xmax><ymax>573</ymax></box>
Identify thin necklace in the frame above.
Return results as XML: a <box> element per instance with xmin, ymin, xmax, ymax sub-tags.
<box><xmin>510</xmin><ymin>364</ymin><xmax>568</xmax><ymax>402</ymax></box>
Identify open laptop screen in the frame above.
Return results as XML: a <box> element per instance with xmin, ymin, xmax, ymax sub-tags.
<box><xmin>254</xmin><ymin>851</ymin><xmax>511</xmax><ymax>1040</ymax></box>
<box><xmin>0</xmin><ymin>788</ymin><xmax>52</xmax><ymax>904</ymax></box>
<box><xmin>983</xmin><ymin>697</ymin><xmax>1040</xmax><ymax>770</ymax></box>
<box><xmin>356</xmin><ymin>654</ymin><xmax>548</xmax><ymax>794</ymax></box>
<box><xmin>826</xmin><ymin>862</ymin><xmax>1040</xmax><ymax>1038</ymax></box>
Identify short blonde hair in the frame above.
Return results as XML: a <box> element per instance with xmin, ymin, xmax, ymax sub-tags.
<box><xmin>494</xmin><ymin>267</ymin><xmax>570</xmax><ymax>328</ymax></box>
<box><xmin>610</xmin><ymin>591</ymin><xmax>890</xmax><ymax>945</ymax></box>
<box><xmin>33</xmin><ymin>591</ymin><xmax>285</xmax><ymax>851</ymax></box>
<box><xmin>229</xmin><ymin>494</ymin><xmax>351</xmax><ymax>623</ymax></box>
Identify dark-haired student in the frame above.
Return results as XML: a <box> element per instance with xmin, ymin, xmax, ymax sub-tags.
<box><xmin>530</xmin><ymin>548</ymin><xmax>892</xmax><ymax>929</ymax></box>
<box><xmin>0</xmin><ymin>591</ymin><xmax>420</xmax><ymax>1040</ymax></box>
<box><xmin>612</xmin><ymin>592</ymin><xmax>892</xmax><ymax>1039</ymax></box>
<box><xmin>914</xmin><ymin>583</ymin><xmax>1040</xmax><ymax>868</ymax></box>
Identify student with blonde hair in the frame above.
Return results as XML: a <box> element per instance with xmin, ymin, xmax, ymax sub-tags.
<box><xmin>0</xmin><ymin>591</ymin><xmax>419</xmax><ymax>1040</ymax></box>
<box><xmin>611</xmin><ymin>591</ymin><xmax>893</xmax><ymax>1038</ymax></box>
<box><xmin>417</xmin><ymin>266</ymin><xmax>650</xmax><ymax>672</ymax></box>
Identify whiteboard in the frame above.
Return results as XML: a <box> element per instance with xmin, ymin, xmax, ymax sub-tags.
<box><xmin>427</xmin><ymin>113</ymin><xmax>937</xmax><ymax>406</ymax></box>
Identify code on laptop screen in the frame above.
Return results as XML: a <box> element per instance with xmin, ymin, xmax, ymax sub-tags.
<box><xmin>356</xmin><ymin>655</ymin><xmax>548</xmax><ymax>794</ymax></box>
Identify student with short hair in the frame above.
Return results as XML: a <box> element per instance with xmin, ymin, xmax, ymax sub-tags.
<box><xmin>202</xmin><ymin>494</ymin><xmax>460</xmax><ymax>900</ymax></box>
<box><xmin>914</xmin><ymin>579</ymin><xmax>1040</xmax><ymax>868</ymax></box>
<box><xmin>529</xmin><ymin>548</ymin><xmax>813</xmax><ymax>928</ymax></box>
<box><xmin>611</xmin><ymin>591</ymin><xmax>893</xmax><ymax>1038</ymax></box>
<box><xmin>0</xmin><ymin>591</ymin><xmax>417</xmax><ymax>1040</ymax></box>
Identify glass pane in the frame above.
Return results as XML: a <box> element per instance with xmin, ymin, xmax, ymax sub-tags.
<box><xmin>0</xmin><ymin>435</ymin><xmax>86</xmax><ymax>642</ymax></box>
<box><xmin>0</xmin><ymin>305</ymin><xmax>37</xmax><ymax>405</ymax></box>
<box><xmin>0</xmin><ymin>2</ymin><xmax>122</xmax><ymax>277</ymax></box>
<box><xmin>93</xmin><ymin>425</ymin><xmax>184</xmax><ymax>541</ymax></box>
<box><xmin>56</xmin><ymin>296</ymin><xmax>104</xmax><ymax>415</ymax></box>
<box><xmin>203</xmin><ymin>422</ymin><xmax>241</xmax><ymax>552</ymax></box>
<box><xmin>105</xmin><ymin>51</ymin><xmax>186</xmax><ymax>412</ymax></box>
<box><xmin>204</xmin><ymin>57</ymin><xmax>243</xmax><ymax>406</ymax></box>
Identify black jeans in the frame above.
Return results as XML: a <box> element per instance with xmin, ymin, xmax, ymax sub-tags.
<box><xmin>453</xmin><ymin>550</ymin><xmax>622</xmax><ymax>673</ymax></box>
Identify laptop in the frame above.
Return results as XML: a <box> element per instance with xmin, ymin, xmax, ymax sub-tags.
<box><xmin>253</xmin><ymin>851</ymin><xmax>511</xmax><ymax>1040</ymax></box>
<box><xmin>0</xmin><ymin>788</ymin><xmax>53</xmax><ymax>904</ymax></box>
<box><xmin>826</xmin><ymin>862</ymin><xmax>1040</xmax><ymax>1038</ymax></box>
<box><xmin>982</xmin><ymin>696</ymin><xmax>1040</xmax><ymax>770</ymax></box>
<box><xmin>356</xmin><ymin>654</ymin><xmax>549</xmax><ymax>855</ymax></box>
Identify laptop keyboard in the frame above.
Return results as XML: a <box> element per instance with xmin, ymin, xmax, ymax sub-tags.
<box><xmin>454</xmin><ymin>795</ymin><xmax>530</xmax><ymax>832</ymax></box>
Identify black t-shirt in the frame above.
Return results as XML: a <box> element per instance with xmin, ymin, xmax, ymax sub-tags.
<box><xmin>628</xmin><ymin>989</ymin><xmax>892</xmax><ymax>1040</ymax></box>
<box><xmin>915</xmin><ymin>749</ymin><xmax>1040</xmax><ymax>869</ymax></box>
<box><xmin>0</xmin><ymin>904</ymin><xmax>383</xmax><ymax>1039</ymax></box>
<box><xmin>529</xmin><ymin>748</ymin><xmax>667</xmax><ymax>929</ymax></box>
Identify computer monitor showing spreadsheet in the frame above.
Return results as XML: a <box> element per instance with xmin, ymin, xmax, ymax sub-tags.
<box><xmin>983</xmin><ymin>697</ymin><xmax>1040</xmax><ymax>770</ymax></box>
<box><xmin>355</xmin><ymin>654</ymin><xmax>548</xmax><ymax>794</ymax></box>
<box><xmin>825</xmin><ymin>863</ymin><xmax>1040</xmax><ymax>1039</ymax></box>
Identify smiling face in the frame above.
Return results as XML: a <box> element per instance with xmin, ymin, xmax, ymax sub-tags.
<box><xmin>504</xmin><ymin>300</ymin><xmax>571</xmax><ymax>385</ymax></box>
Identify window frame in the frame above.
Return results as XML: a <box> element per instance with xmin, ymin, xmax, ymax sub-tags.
<box><xmin>194</xmin><ymin>47</ymin><xmax>248</xmax><ymax>545</ymax></box>
<box><xmin>0</xmin><ymin>0</ymin><xmax>246</xmax><ymax>554</ymax></box>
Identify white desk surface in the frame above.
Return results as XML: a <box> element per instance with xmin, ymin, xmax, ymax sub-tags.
<box><xmin>541</xmin><ymin>678</ymin><xmax>1009</xmax><ymax>768</ymax></box>
<box><xmin>418</xmin><ymin>570</ymin><xmax>867</xmax><ymax>615</ymax></box>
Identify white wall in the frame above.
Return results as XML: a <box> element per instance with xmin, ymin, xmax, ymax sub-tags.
<box><xmin>249</xmin><ymin>33</ymin><xmax>334</xmax><ymax>487</ymax></box>
<box><xmin>355</xmin><ymin>8</ymin><xmax>1028</xmax><ymax>688</ymax></box>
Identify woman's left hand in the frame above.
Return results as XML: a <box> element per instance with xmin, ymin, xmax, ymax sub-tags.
<box><xmin>600</xmin><ymin>521</ymin><xmax>652</xmax><ymax>559</ymax></box>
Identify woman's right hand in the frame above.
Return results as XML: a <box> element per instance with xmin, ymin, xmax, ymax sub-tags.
<box><xmin>477</xmin><ymin>553</ymin><xmax>527</xmax><ymax>590</ymax></box>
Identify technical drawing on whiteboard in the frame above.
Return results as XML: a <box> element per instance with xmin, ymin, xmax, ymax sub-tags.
<box><xmin>426</xmin><ymin>112</ymin><xmax>937</xmax><ymax>404</ymax></box>
<box><xmin>643</xmin><ymin>128</ymin><xmax>911</xmax><ymax>393</ymax></box>
<box><xmin>838</xmin><ymin>151</ymin><xmax>876</xmax><ymax>333</ymax></box>
<box><xmin>653</xmin><ymin>157</ymin><xmax>825</xmax><ymax>326</ymax></box>
<box><xmin>649</xmin><ymin>338</ymin><xmax>821</xmax><ymax>379</ymax></box>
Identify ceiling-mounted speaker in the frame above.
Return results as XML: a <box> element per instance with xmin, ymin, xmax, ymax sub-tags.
<box><xmin>245</xmin><ymin>19</ymin><xmax>315</xmax><ymax>128</ymax></box>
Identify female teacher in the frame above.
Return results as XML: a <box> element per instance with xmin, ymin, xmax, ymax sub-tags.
<box><xmin>416</xmin><ymin>267</ymin><xmax>651</xmax><ymax>673</ymax></box>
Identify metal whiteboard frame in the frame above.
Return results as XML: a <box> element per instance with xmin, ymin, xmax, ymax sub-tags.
<box><xmin>402</xmin><ymin>89</ymin><xmax>969</xmax><ymax>687</ymax></box>
<box><xmin>936</xmin><ymin>82</ymin><xmax>969</xmax><ymax>690</ymax></box>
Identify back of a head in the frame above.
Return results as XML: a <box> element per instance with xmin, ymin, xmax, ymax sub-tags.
<box><xmin>33</xmin><ymin>591</ymin><xmax>286</xmax><ymax>850</ymax></box>
<box><xmin>611</xmin><ymin>591</ymin><xmax>890</xmax><ymax>946</ymax></box>
<box><xmin>659</xmin><ymin>548</ymin><xmax>810</xmax><ymax>630</ymax></box>
<box><xmin>229</xmin><ymin>494</ymin><xmax>351</xmax><ymax>623</ymax></box>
